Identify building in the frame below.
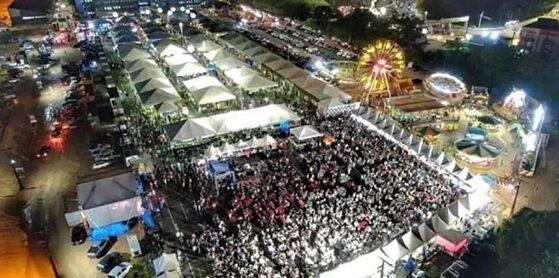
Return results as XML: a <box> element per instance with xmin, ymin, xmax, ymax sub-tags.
<box><xmin>519</xmin><ymin>18</ymin><xmax>559</xmax><ymax>54</ymax></box>
<box><xmin>8</xmin><ymin>0</ymin><xmax>52</xmax><ymax>25</ymax></box>
<box><xmin>75</xmin><ymin>0</ymin><xmax>207</xmax><ymax>18</ymax></box>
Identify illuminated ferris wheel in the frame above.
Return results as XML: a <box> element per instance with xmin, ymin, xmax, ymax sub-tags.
<box><xmin>358</xmin><ymin>40</ymin><xmax>405</xmax><ymax>99</ymax></box>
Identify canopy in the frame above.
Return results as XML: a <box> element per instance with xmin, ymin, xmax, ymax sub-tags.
<box><xmin>129</xmin><ymin>68</ymin><xmax>166</xmax><ymax>83</ymax></box>
<box><xmin>251</xmin><ymin>52</ymin><xmax>281</xmax><ymax>66</ymax></box>
<box><xmin>77</xmin><ymin>172</ymin><xmax>137</xmax><ymax>209</ymax></box>
<box><xmin>277</xmin><ymin>66</ymin><xmax>308</xmax><ymax>80</ymax></box>
<box><xmin>153</xmin><ymin>253</ymin><xmax>181</xmax><ymax>278</ymax></box>
<box><xmin>414</xmin><ymin>222</ymin><xmax>436</xmax><ymax>242</ymax></box>
<box><xmin>157</xmin><ymin>43</ymin><xmax>186</xmax><ymax>57</ymax></box>
<box><xmin>224</xmin><ymin>67</ymin><xmax>276</xmax><ymax>92</ymax></box>
<box><xmin>305</xmin><ymin>83</ymin><xmax>350</xmax><ymax>101</ymax></box>
<box><xmin>380</xmin><ymin>239</ymin><xmax>409</xmax><ymax>263</ymax></box>
<box><xmin>449</xmin><ymin>200</ymin><xmax>470</xmax><ymax>218</ymax></box>
<box><xmin>164</xmin><ymin>53</ymin><xmax>198</xmax><ymax>66</ymax></box>
<box><xmin>139</xmin><ymin>87</ymin><xmax>181</xmax><ymax>107</ymax></box>
<box><xmin>435</xmin><ymin>229</ymin><xmax>468</xmax><ymax>254</ymax></box>
<box><xmin>126</xmin><ymin>59</ymin><xmax>158</xmax><ymax>72</ymax></box>
<box><xmin>182</xmin><ymin>75</ymin><xmax>225</xmax><ymax>92</ymax></box>
<box><xmin>166</xmin><ymin>104</ymin><xmax>300</xmax><ymax>144</ymax></box>
<box><xmin>290</xmin><ymin>125</ymin><xmax>323</xmax><ymax>141</ymax></box>
<box><xmin>428</xmin><ymin>215</ymin><xmax>449</xmax><ymax>234</ymax></box>
<box><xmin>170</xmin><ymin>62</ymin><xmax>208</xmax><ymax>77</ymax></box>
<box><xmin>209</xmin><ymin>160</ymin><xmax>233</xmax><ymax>175</ymax></box>
<box><xmin>204</xmin><ymin>145</ymin><xmax>222</xmax><ymax>158</ymax></box>
<box><xmin>204</xmin><ymin>48</ymin><xmax>232</xmax><ymax>61</ymax></box>
<box><xmin>118</xmin><ymin>45</ymin><xmax>150</xmax><ymax>61</ymax></box>
<box><xmin>235</xmin><ymin>40</ymin><xmax>258</xmax><ymax>51</ymax></box>
<box><xmin>191</xmin><ymin>86</ymin><xmax>236</xmax><ymax>106</ymax></box>
<box><xmin>154</xmin><ymin>101</ymin><xmax>179</xmax><ymax>115</ymax></box>
<box><xmin>265</xmin><ymin>58</ymin><xmax>295</xmax><ymax>71</ymax></box>
<box><xmin>135</xmin><ymin>78</ymin><xmax>174</xmax><ymax>93</ymax></box>
<box><xmin>291</xmin><ymin>75</ymin><xmax>324</xmax><ymax>91</ymax></box>
<box><xmin>398</xmin><ymin>231</ymin><xmax>423</xmax><ymax>252</ymax></box>
<box><xmin>243</xmin><ymin>46</ymin><xmax>268</xmax><ymax>57</ymax></box>
<box><xmin>90</xmin><ymin>222</ymin><xmax>129</xmax><ymax>242</ymax></box>
<box><xmin>319</xmin><ymin>98</ymin><xmax>345</xmax><ymax>109</ymax></box>
<box><xmin>194</xmin><ymin>40</ymin><xmax>222</xmax><ymax>53</ymax></box>
<box><xmin>214</xmin><ymin>56</ymin><xmax>246</xmax><ymax>71</ymax></box>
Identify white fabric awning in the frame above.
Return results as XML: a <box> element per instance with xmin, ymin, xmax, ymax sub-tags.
<box><xmin>153</xmin><ymin>253</ymin><xmax>182</xmax><ymax>278</ymax></box>
<box><xmin>126</xmin><ymin>59</ymin><xmax>158</xmax><ymax>72</ymax></box>
<box><xmin>380</xmin><ymin>239</ymin><xmax>409</xmax><ymax>263</ymax></box>
<box><xmin>194</xmin><ymin>40</ymin><xmax>222</xmax><ymax>53</ymax></box>
<box><xmin>251</xmin><ymin>52</ymin><xmax>281</xmax><ymax>66</ymax></box>
<box><xmin>139</xmin><ymin>87</ymin><xmax>181</xmax><ymax>106</ymax></box>
<box><xmin>182</xmin><ymin>75</ymin><xmax>225</xmax><ymax>92</ymax></box>
<box><xmin>166</xmin><ymin>104</ymin><xmax>300</xmax><ymax>144</ymax></box>
<box><xmin>157</xmin><ymin>43</ymin><xmax>186</xmax><ymax>57</ymax></box>
<box><xmin>135</xmin><ymin>77</ymin><xmax>174</xmax><ymax>93</ymax></box>
<box><xmin>204</xmin><ymin>48</ymin><xmax>232</xmax><ymax>61</ymax></box>
<box><xmin>242</xmin><ymin>46</ymin><xmax>268</xmax><ymax>57</ymax></box>
<box><xmin>290</xmin><ymin>125</ymin><xmax>323</xmax><ymax>141</ymax></box>
<box><xmin>130</xmin><ymin>67</ymin><xmax>167</xmax><ymax>83</ymax></box>
<box><xmin>164</xmin><ymin>53</ymin><xmax>198</xmax><ymax>66</ymax></box>
<box><xmin>170</xmin><ymin>62</ymin><xmax>208</xmax><ymax>77</ymax></box>
<box><xmin>265</xmin><ymin>58</ymin><xmax>295</xmax><ymax>71</ymax></box>
<box><xmin>224</xmin><ymin>66</ymin><xmax>277</xmax><ymax>92</ymax></box>
<box><xmin>214</xmin><ymin>56</ymin><xmax>246</xmax><ymax>71</ymax></box>
<box><xmin>191</xmin><ymin>86</ymin><xmax>236</xmax><ymax>105</ymax></box>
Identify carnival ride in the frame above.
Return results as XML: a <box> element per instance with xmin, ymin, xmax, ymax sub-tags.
<box><xmin>357</xmin><ymin>40</ymin><xmax>405</xmax><ymax>100</ymax></box>
<box><xmin>424</xmin><ymin>73</ymin><xmax>467</xmax><ymax>105</ymax></box>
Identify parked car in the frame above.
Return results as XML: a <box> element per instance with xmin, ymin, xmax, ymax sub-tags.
<box><xmin>71</xmin><ymin>224</ymin><xmax>87</xmax><ymax>245</ymax></box>
<box><xmin>92</xmin><ymin>160</ymin><xmax>111</xmax><ymax>170</ymax></box>
<box><xmin>97</xmin><ymin>252</ymin><xmax>123</xmax><ymax>273</ymax></box>
<box><xmin>35</xmin><ymin>145</ymin><xmax>51</xmax><ymax>159</ymax></box>
<box><xmin>107</xmin><ymin>262</ymin><xmax>132</xmax><ymax>278</ymax></box>
<box><xmin>87</xmin><ymin>237</ymin><xmax>116</xmax><ymax>258</ymax></box>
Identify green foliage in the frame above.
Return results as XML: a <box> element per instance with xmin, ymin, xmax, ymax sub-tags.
<box><xmin>494</xmin><ymin>209</ymin><xmax>559</xmax><ymax>278</ymax></box>
<box><xmin>128</xmin><ymin>257</ymin><xmax>155</xmax><ymax>278</ymax></box>
<box><xmin>240</xmin><ymin>0</ymin><xmax>328</xmax><ymax>20</ymax></box>
<box><xmin>523</xmin><ymin>249</ymin><xmax>559</xmax><ymax>278</ymax></box>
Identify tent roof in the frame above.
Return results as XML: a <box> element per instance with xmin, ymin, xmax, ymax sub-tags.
<box><xmin>164</xmin><ymin>53</ymin><xmax>198</xmax><ymax>66</ymax></box>
<box><xmin>306</xmin><ymin>83</ymin><xmax>350</xmax><ymax>101</ymax></box>
<box><xmin>153</xmin><ymin>253</ymin><xmax>181</xmax><ymax>276</ymax></box>
<box><xmin>319</xmin><ymin>97</ymin><xmax>345</xmax><ymax>109</ymax></box>
<box><xmin>455</xmin><ymin>139</ymin><xmax>501</xmax><ymax>158</ymax></box>
<box><xmin>214</xmin><ymin>56</ymin><xmax>246</xmax><ymax>71</ymax></box>
<box><xmin>203</xmin><ymin>48</ymin><xmax>232</xmax><ymax>61</ymax></box>
<box><xmin>130</xmin><ymin>68</ymin><xmax>167</xmax><ymax>83</ymax></box>
<box><xmin>235</xmin><ymin>41</ymin><xmax>258</xmax><ymax>51</ymax></box>
<box><xmin>381</xmin><ymin>239</ymin><xmax>409</xmax><ymax>262</ymax></box>
<box><xmin>438</xmin><ymin>229</ymin><xmax>467</xmax><ymax>245</ymax></box>
<box><xmin>277</xmin><ymin>66</ymin><xmax>308</xmax><ymax>80</ymax></box>
<box><xmin>182</xmin><ymin>75</ymin><xmax>225</xmax><ymax>92</ymax></box>
<box><xmin>264</xmin><ymin>58</ymin><xmax>294</xmax><ymax>71</ymax></box>
<box><xmin>191</xmin><ymin>86</ymin><xmax>236</xmax><ymax>105</ymax></box>
<box><xmin>242</xmin><ymin>46</ymin><xmax>268</xmax><ymax>57</ymax></box>
<box><xmin>139</xmin><ymin>87</ymin><xmax>181</xmax><ymax>107</ymax></box>
<box><xmin>126</xmin><ymin>59</ymin><xmax>158</xmax><ymax>72</ymax></box>
<box><xmin>166</xmin><ymin>104</ymin><xmax>300</xmax><ymax>144</ymax></box>
<box><xmin>77</xmin><ymin>172</ymin><xmax>136</xmax><ymax>209</ymax></box>
<box><xmin>157</xmin><ymin>43</ymin><xmax>187</xmax><ymax>57</ymax></box>
<box><xmin>414</xmin><ymin>222</ymin><xmax>436</xmax><ymax>242</ymax></box>
<box><xmin>224</xmin><ymin>66</ymin><xmax>258</xmax><ymax>81</ymax></box>
<box><xmin>290</xmin><ymin>125</ymin><xmax>323</xmax><ymax>141</ymax></box>
<box><xmin>251</xmin><ymin>52</ymin><xmax>282</xmax><ymax>65</ymax></box>
<box><xmin>135</xmin><ymin>78</ymin><xmax>174</xmax><ymax>93</ymax></box>
<box><xmin>398</xmin><ymin>231</ymin><xmax>423</xmax><ymax>252</ymax></box>
<box><xmin>118</xmin><ymin>45</ymin><xmax>150</xmax><ymax>61</ymax></box>
<box><xmin>238</xmin><ymin>75</ymin><xmax>277</xmax><ymax>92</ymax></box>
<box><xmin>170</xmin><ymin>62</ymin><xmax>208</xmax><ymax>77</ymax></box>
<box><xmin>194</xmin><ymin>40</ymin><xmax>222</xmax><ymax>53</ymax></box>
<box><xmin>291</xmin><ymin>75</ymin><xmax>324</xmax><ymax>91</ymax></box>
<box><xmin>154</xmin><ymin>101</ymin><xmax>179</xmax><ymax>114</ymax></box>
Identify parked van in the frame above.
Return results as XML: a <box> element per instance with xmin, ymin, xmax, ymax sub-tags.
<box><xmin>126</xmin><ymin>234</ymin><xmax>142</xmax><ymax>258</ymax></box>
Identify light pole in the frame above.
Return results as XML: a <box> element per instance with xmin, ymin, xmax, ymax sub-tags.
<box><xmin>10</xmin><ymin>159</ymin><xmax>23</xmax><ymax>190</ymax></box>
<box><xmin>179</xmin><ymin>22</ymin><xmax>184</xmax><ymax>46</ymax></box>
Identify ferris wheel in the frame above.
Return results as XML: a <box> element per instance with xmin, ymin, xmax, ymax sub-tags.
<box><xmin>357</xmin><ymin>40</ymin><xmax>405</xmax><ymax>99</ymax></box>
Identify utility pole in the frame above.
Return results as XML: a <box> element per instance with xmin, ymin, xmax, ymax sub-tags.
<box><xmin>478</xmin><ymin>11</ymin><xmax>484</xmax><ymax>28</ymax></box>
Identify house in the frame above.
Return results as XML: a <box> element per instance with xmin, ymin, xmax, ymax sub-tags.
<box><xmin>519</xmin><ymin>18</ymin><xmax>559</xmax><ymax>54</ymax></box>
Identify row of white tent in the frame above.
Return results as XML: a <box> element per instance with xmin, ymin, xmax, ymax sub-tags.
<box><xmin>203</xmin><ymin>135</ymin><xmax>278</xmax><ymax>159</ymax></box>
<box><xmin>155</xmin><ymin>40</ymin><xmax>209</xmax><ymax>78</ymax></box>
<box><xmin>165</xmin><ymin>104</ymin><xmax>301</xmax><ymax>145</ymax></box>
<box><xmin>219</xmin><ymin>32</ymin><xmax>352</xmax><ymax>105</ymax></box>
<box><xmin>192</xmin><ymin>35</ymin><xmax>279</xmax><ymax>92</ymax></box>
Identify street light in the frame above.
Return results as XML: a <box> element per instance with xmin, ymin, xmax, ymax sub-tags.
<box><xmin>180</xmin><ymin>6</ymin><xmax>186</xmax><ymax>12</ymax></box>
<box><xmin>186</xmin><ymin>44</ymin><xmax>195</xmax><ymax>53</ymax></box>
<box><xmin>179</xmin><ymin>22</ymin><xmax>184</xmax><ymax>46</ymax></box>
<box><xmin>10</xmin><ymin>159</ymin><xmax>23</xmax><ymax>190</ymax></box>
<box><xmin>189</xmin><ymin>13</ymin><xmax>196</xmax><ymax>19</ymax></box>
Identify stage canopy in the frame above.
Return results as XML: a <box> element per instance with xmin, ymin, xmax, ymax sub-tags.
<box><xmin>139</xmin><ymin>87</ymin><xmax>181</xmax><ymax>107</ymax></box>
<box><xmin>170</xmin><ymin>62</ymin><xmax>208</xmax><ymax>77</ymax></box>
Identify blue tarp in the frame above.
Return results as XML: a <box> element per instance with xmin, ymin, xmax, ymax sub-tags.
<box><xmin>136</xmin><ymin>178</ymin><xmax>145</xmax><ymax>194</ymax></box>
<box><xmin>90</xmin><ymin>222</ymin><xmax>129</xmax><ymax>242</ymax></box>
<box><xmin>209</xmin><ymin>160</ymin><xmax>232</xmax><ymax>175</ymax></box>
<box><xmin>142</xmin><ymin>210</ymin><xmax>156</xmax><ymax>229</ymax></box>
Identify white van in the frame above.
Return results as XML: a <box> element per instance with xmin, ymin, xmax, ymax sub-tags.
<box><xmin>126</xmin><ymin>234</ymin><xmax>142</xmax><ymax>258</ymax></box>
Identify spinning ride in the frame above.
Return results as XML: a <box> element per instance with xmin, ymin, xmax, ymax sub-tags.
<box><xmin>358</xmin><ymin>40</ymin><xmax>405</xmax><ymax>100</ymax></box>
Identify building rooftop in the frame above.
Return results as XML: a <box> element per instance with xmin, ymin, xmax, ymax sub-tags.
<box><xmin>524</xmin><ymin>18</ymin><xmax>559</xmax><ymax>31</ymax></box>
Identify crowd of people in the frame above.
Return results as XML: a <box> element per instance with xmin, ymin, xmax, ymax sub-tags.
<box><xmin>168</xmin><ymin>114</ymin><xmax>463</xmax><ymax>277</ymax></box>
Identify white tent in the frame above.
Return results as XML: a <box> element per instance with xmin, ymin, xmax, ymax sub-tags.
<box><xmin>170</xmin><ymin>62</ymin><xmax>208</xmax><ymax>77</ymax></box>
<box><xmin>153</xmin><ymin>253</ymin><xmax>182</xmax><ymax>278</ymax></box>
<box><xmin>235</xmin><ymin>40</ymin><xmax>258</xmax><ymax>51</ymax></box>
<box><xmin>157</xmin><ymin>43</ymin><xmax>186</xmax><ymax>57</ymax></box>
<box><xmin>243</xmin><ymin>46</ymin><xmax>268</xmax><ymax>57</ymax></box>
<box><xmin>224</xmin><ymin>66</ymin><xmax>258</xmax><ymax>81</ymax></box>
<box><xmin>290</xmin><ymin>125</ymin><xmax>323</xmax><ymax>141</ymax></box>
<box><xmin>291</xmin><ymin>75</ymin><xmax>324</xmax><ymax>91</ymax></box>
<box><xmin>380</xmin><ymin>239</ymin><xmax>409</xmax><ymax>263</ymax></box>
<box><xmin>259</xmin><ymin>135</ymin><xmax>277</xmax><ymax>148</ymax></box>
<box><xmin>277</xmin><ymin>66</ymin><xmax>308</xmax><ymax>80</ymax></box>
<box><xmin>129</xmin><ymin>67</ymin><xmax>167</xmax><ymax>83</ymax></box>
<box><xmin>306</xmin><ymin>83</ymin><xmax>351</xmax><ymax>101</ymax></box>
<box><xmin>265</xmin><ymin>58</ymin><xmax>295</xmax><ymax>71</ymax></box>
<box><xmin>126</xmin><ymin>59</ymin><xmax>158</xmax><ymax>72</ymax></box>
<box><xmin>224</xmin><ymin>67</ymin><xmax>277</xmax><ymax>92</ymax></box>
<box><xmin>164</xmin><ymin>53</ymin><xmax>198</xmax><ymax>66</ymax></box>
<box><xmin>204</xmin><ymin>48</ymin><xmax>232</xmax><ymax>61</ymax></box>
<box><xmin>135</xmin><ymin>78</ymin><xmax>174</xmax><ymax>93</ymax></box>
<box><xmin>191</xmin><ymin>86</ymin><xmax>236</xmax><ymax>106</ymax></box>
<box><xmin>251</xmin><ymin>52</ymin><xmax>281</xmax><ymax>66</ymax></box>
<box><xmin>398</xmin><ymin>231</ymin><xmax>424</xmax><ymax>252</ymax></box>
<box><xmin>194</xmin><ymin>40</ymin><xmax>222</xmax><ymax>53</ymax></box>
<box><xmin>221</xmin><ymin>142</ymin><xmax>236</xmax><ymax>154</ymax></box>
<box><xmin>415</xmin><ymin>222</ymin><xmax>436</xmax><ymax>243</ymax></box>
<box><xmin>182</xmin><ymin>75</ymin><xmax>225</xmax><ymax>92</ymax></box>
<box><xmin>204</xmin><ymin>145</ymin><xmax>222</xmax><ymax>158</ymax></box>
<box><xmin>119</xmin><ymin>45</ymin><xmax>150</xmax><ymax>61</ymax></box>
<box><xmin>166</xmin><ymin>104</ymin><xmax>300</xmax><ymax>144</ymax></box>
<box><xmin>154</xmin><ymin>101</ymin><xmax>179</xmax><ymax>115</ymax></box>
<box><xmin>214</xmin><ymin>56</ymin><xmax>245</xmax><ymax>71</ymax></box>
<box><xmin>429</xmin><ymin>214</ymin><xmax>450</xmax><ymax>234</ymax></box>
<box><xmin>139</xmin><ymin>87</ymin><xmax>181</xmax><ymax>106</ymax></box>
<box><xmin>449</xmin><ymin>200</ymin><xmax>470</xmax><ymax>218</ymax></box>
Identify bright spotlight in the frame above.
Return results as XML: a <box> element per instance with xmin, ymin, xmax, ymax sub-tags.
<box><xmin>481</xmin><ymin>31</ymin><xmax>489</xmax><ymax>37</ymax></box>
<box><xmin>532</xmin><ymin>105</ymin><xmax>545</xmax><ymax>131</ymax></box>
<box><xmin>489</xmin><ymin>31</ymin><xmax>499</xmax><ymax>40</ymax></box>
